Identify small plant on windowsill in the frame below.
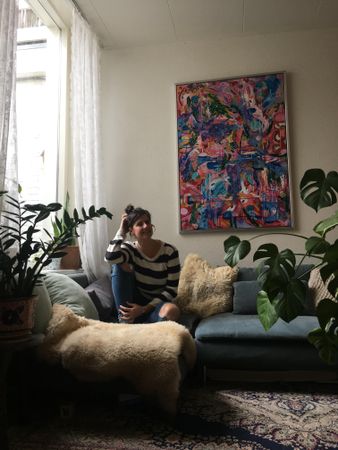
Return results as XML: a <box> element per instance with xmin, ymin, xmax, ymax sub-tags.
<box><xmin>52</xmin><ymin>191</ymin><xmax>76</xmax><ymax>244</ymax></box>
<box><xmin>51</xmin><ymin>192</ymin><xmax>80</xmax><ymax>269</ymax></box>
<box><xmin>0</xmin><ymin>188</ymin><xmax>112</xmax><ymax>337</ymax></box>
<box><xmin>223</xmin><ymin>168</ymin><xmax>338</xmax><ymax>365</ymax></box>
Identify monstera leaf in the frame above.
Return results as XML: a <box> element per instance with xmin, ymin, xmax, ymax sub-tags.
<box><xmin>305</xmin><ymin>236</ymin><xmax>331</xmax><ymax>254</ymax></box>
<box><xmin>257</xmin><ymin>290</ymin><xmax>279</xmax><ymax>331</ymax></box>
<box><xmin>308</xmin><ymin>299</ymin><xmax>338</xmax><ymax>365</ymax></box>
<box><xmin>300</xmin><ymin>169</ymin><xmax>338</xmax><ymax>212</ymax></box>
<box><xmin>273</xmin><ymin>278</ymin><xmax>307</xmax><ymax>322</ymax></box>
<box><xmin>223</xmin><ymin>236</ymin><xmax>250</xmax><ymax>267</ymax></box>
<box><xmin>254</xmin><ymin>244</ymin><xmax>296</xmax><ymax>282</ymax></box>
<box><xmin>313</xmin><ymin>210</ymin><xmax>338</xmax><ymax>238</ymax></box>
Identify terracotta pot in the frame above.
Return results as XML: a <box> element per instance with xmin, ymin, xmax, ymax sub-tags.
<box><xmin>0</xmin><ymin>296</ymin><xmax>37</xmax><ymax>340</ymax></box>
<box><xmin>60</xmin><ymin>245</ymin><xmax>81</xmax><ymax>270</ymax></box>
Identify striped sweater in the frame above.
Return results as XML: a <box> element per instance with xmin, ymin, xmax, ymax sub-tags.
<box><xmin>105</xmin><ymin>231</ymin><xmax>181</xmax><ymax>307</ymax></box>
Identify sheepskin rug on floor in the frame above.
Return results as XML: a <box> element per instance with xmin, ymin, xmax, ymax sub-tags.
<box><xmin>38</xmin><ymin>304</ymin><xmax>196</xmax><ymax>414</ymax></box>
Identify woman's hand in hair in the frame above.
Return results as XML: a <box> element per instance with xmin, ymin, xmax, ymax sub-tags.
<box><xmin>119</xmin><ymin>213</ymin><xmax>129</xmax><ymax>235</ymax></box>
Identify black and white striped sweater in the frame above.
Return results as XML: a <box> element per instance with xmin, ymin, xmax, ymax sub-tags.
<box><xmin>105</xmin><ymin>232</ymin><xmax>181</xmax><ymax>307</ymax></box>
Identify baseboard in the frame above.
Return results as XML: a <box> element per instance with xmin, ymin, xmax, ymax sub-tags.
<box><xmin>204</xmin><ymin>368</ymin><xmax>338</xmax><ymax>383</ymax></box>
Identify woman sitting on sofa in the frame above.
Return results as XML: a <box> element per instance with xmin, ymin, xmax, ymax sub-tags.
<box><xmin>105</xmin><ymin>204</ymin><xmax>181</xmax><ymax>323</ymax></box>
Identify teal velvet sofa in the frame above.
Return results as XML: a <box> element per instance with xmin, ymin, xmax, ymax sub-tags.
<box><xmin>193</xmin><ymin>267</ymin><xmax>338</xmax><ymax>382</ymax></box>
<box><xmin>27</xmin><ymin>268</ymin><xmax>337</xmax><ymax>390</ymax></box>
<box><xmin>59</xmin><ymin>268</ymin><xmax>336</xmax><ymax>381</ymax></box>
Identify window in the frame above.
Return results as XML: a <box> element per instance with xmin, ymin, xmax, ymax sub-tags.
<box><xmin>16</xmin><ymin>0</ymin><xmax>68</xmax><ymax>205</ymax></box>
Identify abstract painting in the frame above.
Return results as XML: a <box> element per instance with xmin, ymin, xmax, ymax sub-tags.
<box><xmin>176</xmin><ymin>72</ymin><xmax>292</xmax><ymax>232</ymax></box>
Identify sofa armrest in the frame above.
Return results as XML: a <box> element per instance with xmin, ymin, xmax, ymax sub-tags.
<box><xmin>179</xmin><ymin>313</ymin><xmax>200</xmax><ymax>337</ymax></box>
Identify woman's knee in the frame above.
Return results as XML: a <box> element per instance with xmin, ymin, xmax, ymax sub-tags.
<box><xmin>159</xmin><ymin>303</ymin><xmax>180</xmax><ymax>321</ymax></box>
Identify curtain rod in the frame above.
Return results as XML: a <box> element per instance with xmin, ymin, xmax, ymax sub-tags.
<box><xmin>69</xmin><ymin>0</ymin><xmax>89</xmax><ymax>23</ymax></box>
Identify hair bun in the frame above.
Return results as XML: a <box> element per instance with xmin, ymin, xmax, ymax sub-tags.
<box><xmin>125</xmin><ymin>204</ymin><xmax>134</xmax><ymax>214</ymax></box>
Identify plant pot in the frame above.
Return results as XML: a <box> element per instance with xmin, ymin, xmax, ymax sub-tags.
<box><xmin>0</xmin><ymin>296</ymin><xmax>37</xmax><ymax>340</ymax></box>
<box><xmin>60</xmin><ymin>245</ymin><xmax>81</xmax><ymax>270</ymax></box>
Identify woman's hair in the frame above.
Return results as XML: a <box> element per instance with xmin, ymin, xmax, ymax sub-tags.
<box><xmin>124</xmin><ymin>204</ymin><xmax>151</xmax><ymax>229</ymax></box>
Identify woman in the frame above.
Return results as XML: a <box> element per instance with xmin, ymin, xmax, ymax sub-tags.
<box><xmin>105</xmin><ymin>204</ymin><xmax>181</xmax><ymax>323</ymax></box>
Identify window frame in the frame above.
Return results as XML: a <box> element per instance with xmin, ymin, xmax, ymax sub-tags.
<box><xmin>18</xmin><ymin>0</ymin><xmax>71</xmax><ymax>205</ymax></box>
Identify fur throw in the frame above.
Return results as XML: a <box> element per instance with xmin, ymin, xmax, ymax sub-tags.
<box><xmin>174</xmin><ymin>253</ymin><xmax>238</xmax><ymax>318</ymax></box>
<box><xmin>38</xmin><ymin>304</ymin><xmax>196</xmax><ymax>414</ymax></box>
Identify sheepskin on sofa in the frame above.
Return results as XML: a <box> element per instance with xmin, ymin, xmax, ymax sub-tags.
<box><xmin>174</xmin><ymin>253</ymin><xmax>239</xmax><ymax>318</ymax></box>
<box><xmin>38</xmin><ymin>304</ymin><xmax>196</xmax><ymax>414</ymax></box>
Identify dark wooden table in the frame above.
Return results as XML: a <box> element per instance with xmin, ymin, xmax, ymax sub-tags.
<box><xmin>0</xmin><ymin>334</ymin><xmax>44</xmax><ymax>450</ymax></box>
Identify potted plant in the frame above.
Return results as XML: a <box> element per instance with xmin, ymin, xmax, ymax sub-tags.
<box><xmin>0</xmin><ymin>189</ymin><xmax>112</xmax><ymax>338</ymax></box>
<box><xmin>52</xmin><ymin>191</ymin><xmax>81</xmax><ymax>270</ymax></box>
<box><xmin>223</xmin><ymin>168</ymin><xmax>338</xmax><ymax>365</ymax></box>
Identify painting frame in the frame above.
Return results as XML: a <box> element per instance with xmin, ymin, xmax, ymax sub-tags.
<box><xmin>175</xmin><ymin>71</ymin><xmax>293</xmax><ymax>233</ymax></box>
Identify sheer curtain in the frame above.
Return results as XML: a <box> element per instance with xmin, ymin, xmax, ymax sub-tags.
<box><xmin>71</xmin><ymin>10</ymin><xmax>110</xmax><ymax>281</ymax></box>
<box><xmin>0</xmin><ymin>0</ymin><xmax>18</xmax><ymax>199</ymax></box>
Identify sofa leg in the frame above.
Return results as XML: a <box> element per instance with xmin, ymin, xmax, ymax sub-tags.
<box><xmin>203</xmin><ymin>366</ymin><xmax>207</xmax><ymax>385</ymax></box>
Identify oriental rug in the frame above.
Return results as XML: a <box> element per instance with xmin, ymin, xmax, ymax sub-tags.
<box><xmin>8</xmin><ymin>382</ymin><xmax>338</xmax><ymax>450</ymax></box>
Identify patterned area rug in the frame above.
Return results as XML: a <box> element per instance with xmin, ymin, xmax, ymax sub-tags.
<box><xmin>9</xmin><ymin>382</ymin><xmax>338</xmax><ymax>449</ymax></box>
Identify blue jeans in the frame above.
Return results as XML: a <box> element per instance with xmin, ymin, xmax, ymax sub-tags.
<box><xmin>111</xmin><ymin>264</ymin><xmax>166</xmax><ymax>323</ymax></box>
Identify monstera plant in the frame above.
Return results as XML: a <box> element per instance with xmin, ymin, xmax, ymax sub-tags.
<box><xmin>223</xmin><ymin>169</ymin><xmax>338</xmax><ymax>365</ymax></box>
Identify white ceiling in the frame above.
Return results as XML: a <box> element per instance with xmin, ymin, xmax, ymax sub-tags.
<box><xmin>74</xmin><ymin>0</ymin><xmax>338</xmax><ymax>49</ymax></box>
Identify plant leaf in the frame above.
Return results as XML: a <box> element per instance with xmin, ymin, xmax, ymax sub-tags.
<box><xmin>257</xmin><ymin>290</ymin><xmax>279</xmax><ymax>331</ymax></box>
<box><xmin>89</xmin><ymin>205</ymin><xmax>96</xmax><ymax>217</ymax></box>
<box><xmin>47</xmin><ymin>202</ymin><xmax>62</xmax><ymax>212</ymax></box>
<box><xmin>254</xmin><ymin>245</ymin><xmax>295</xmax><ymax>283</ymax></box>
<box><xmin>36</xmin><ymin>209</ymin><xmax>50</xmax><ymax>223</ymax></box>
<box><xmin>316</xmin><ymin>298</ymin><xmax>338</xmax><ymax>329</ymax></box>
<box><xmin>300</xmin><ymin>169</ymin><xmax>338</xmax><ymax>212</ymax></box>
<box><xmin>223</xmin><ymin>236</ymin><xmax>250</xmax><ymax>267</ymax></box>
<box><xmin>305</xmin><ymin>236</ymin><xmax>330</xmax><ymax>254</ymax></box>
<box><xmin>313</xmin><ymin>210</ymin><xmax>338</xmax><ymax>238</ymax></box>
<box><xmin>274</xmin><ymin>278</ymin><xmax>306</xmax><ymax>322</ymax></box>
<box><xmin>308</xmin><ymin>328</ymin><xmax>338</xmax><ymax>365</ymax></box>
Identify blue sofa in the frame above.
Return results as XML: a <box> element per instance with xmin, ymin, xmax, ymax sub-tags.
<box><xmin>34</xmin><ymin>269</ymin><xmax>337</xmax><ymax>385</ymax></box>
<box><xmin>193</xmin><ymin>266</ymin><xmax>338</xmax><ymax>381</ymax></box>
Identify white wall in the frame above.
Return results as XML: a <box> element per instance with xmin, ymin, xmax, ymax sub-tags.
<box><xmin>101</xmin><ymin>28</ymin><xmax>338</xmax><ymax>267</ymax></box>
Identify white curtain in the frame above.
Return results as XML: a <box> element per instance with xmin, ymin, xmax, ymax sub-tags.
<box><xmin>71</xmin><ymin>10</ymin><xmax>110</xmax><ymax>282</ymax></box>
<box><xmin>0</xmin><ymin>0</ymin><xmax>18</xmax><ymax>199</ymax></box>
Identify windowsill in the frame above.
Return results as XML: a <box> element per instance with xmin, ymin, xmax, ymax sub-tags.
<box><xmin>43</xmin><ymin>268</ymin><xmax>84</xmax><ymax>274</ymax></box>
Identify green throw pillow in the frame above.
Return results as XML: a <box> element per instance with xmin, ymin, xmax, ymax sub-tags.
<box><xmin>32</xmin><ymin>281</ymin><xmax>53</xmax><ymax>333</ymax></box>
<box><xmin>44</xmin><ymin>272</ymin><xmax>99</xmax><ymax>320</ymax></box>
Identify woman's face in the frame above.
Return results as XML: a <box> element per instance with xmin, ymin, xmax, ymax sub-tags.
<box><xmin>130</xmin><ymin>214</ymin><xmax>153</xmax><ymax>240</ymax></box>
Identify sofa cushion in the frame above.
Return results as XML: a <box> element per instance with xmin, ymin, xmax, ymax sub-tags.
<box><xmin>175</xmin><ymin>253</ymin><xmax>238</xmax><ymax>318</ymax></box>
<box><xmin>85</xmin><ymin>274</ymin><xmax>117</xmax><ymax>322</ymax></box>
<box><xmin>195</xmin><ymin>313</ymin><xmax>319</xmax><ymax>342</ymax></box>
<box><xmin>232</xmin><ymin>280</ymin><xmax>261</xmax><ymax>314</ymax></box>
<box><xmin>44</xmin><ymin>272</ymin><xmax>99</xmax><ymax>320</ymax></box>
<box><xmin>32</xmin><ymin>281</ymin><xmax>53</xmax><ymax>333</ymax></box>
<box><xmin>237</xmin><ymin>267</ymin><xmax>259</xmax><ymax>281</ymax></box>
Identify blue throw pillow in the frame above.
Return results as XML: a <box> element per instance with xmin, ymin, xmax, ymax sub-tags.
<box><xmin>232</xmin><ymin>280</ymin><xmax>261</xmax><ymax>314</ymax></box>
<box><xmin>237</xmin><ymin>267</ymin><xmax>259</xmax><ymax>282</ymax></box>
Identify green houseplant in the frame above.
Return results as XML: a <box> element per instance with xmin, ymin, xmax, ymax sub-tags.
<box><xmin>52</xmin><ymin>191</ymin><xmax>81</xmax><ymax>269</ymax></box>
<box><xmin>0</xmin><ymin>189</ymin><xmax>112</xmax><ymax>336</ymax></box>
<box><xmin>223</xmin><ymin>169</ymin><xmax>338</xmax><ymax>365</ymax></box>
